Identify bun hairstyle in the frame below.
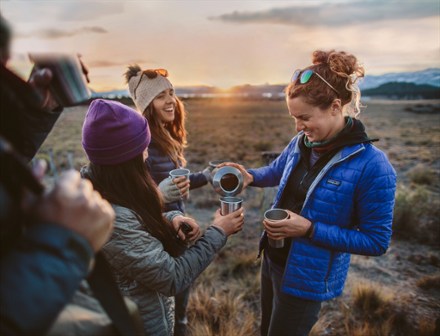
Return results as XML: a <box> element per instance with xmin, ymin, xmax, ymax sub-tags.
<box><xmin>287</xmin><ymin>50</ymin><xmax>365</xmax><ymax>117</ymax></box>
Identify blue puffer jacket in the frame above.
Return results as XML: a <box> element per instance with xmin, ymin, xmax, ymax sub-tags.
<box><xmin>146</xmin><ymin>139</ymin><xmax>208</xmax><ymax>212</ymax></box>
<box><xmin>249</xmin><ymin>132</ymin><xmax>396</xmax><ymax>301</ymax></box>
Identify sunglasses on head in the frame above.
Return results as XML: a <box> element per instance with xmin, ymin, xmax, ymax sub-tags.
<box><xmin>291</xmin><ymin>69</ymin><xmax>339</xmax><ymax>95</ymax></box>
<box><xmin>133</xmin><ymin>68</ymin><xmax>169</xmax><ymax>99</ymax></box>
<box><xmin>142</xmin><ymin>68</ymin><xmax>168</xmax><ymax>79</ymax></box>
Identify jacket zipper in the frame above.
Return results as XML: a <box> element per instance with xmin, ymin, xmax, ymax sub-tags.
<box><xmin>302</xmin><ymin>146</ymin><xmax>365</xmax><ymax>209</ymax></box>
<box><xmin>299</xmin><ymin>146</ymin><xmax>364</xmax><ymax>293</ymax></box>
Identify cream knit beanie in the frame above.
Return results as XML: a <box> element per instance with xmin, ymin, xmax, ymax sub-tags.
<box><xmin>127</xmin><ymin>70</ymin><xmax>173</xmax><ymax>114</ymax></box>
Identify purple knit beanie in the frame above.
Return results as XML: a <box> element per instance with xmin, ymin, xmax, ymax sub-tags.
<box><xmin>82</xmin><ymin>99</ymin><xmax>151</xmax><ymax>165</ymax></box>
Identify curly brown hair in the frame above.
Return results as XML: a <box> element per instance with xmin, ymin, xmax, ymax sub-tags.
<box><xmin>286</xmin><ymin>50</ymin><xmax>365</xmax><ymax>117</ymax></box>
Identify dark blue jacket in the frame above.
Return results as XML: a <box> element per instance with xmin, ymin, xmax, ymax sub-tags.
<box><xmin>146</xmin><ymin>139</ymin><xmax>208</xmax><ymax>212</ymax></box>
<box><xmin>0</xmin><ymin>223</ymin><xmax>93</xmax><ymax>335</ymax></box>
<box><xmin>249</xmin><ymin>132</ymin><xmax>396</xmax><ymax>301</ymax></box>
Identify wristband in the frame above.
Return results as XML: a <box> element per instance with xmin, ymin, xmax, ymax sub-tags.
<box><xmin>305</xmin><ymin>222</ymin><xmax>315</xmax><ymax>239</ymax></box>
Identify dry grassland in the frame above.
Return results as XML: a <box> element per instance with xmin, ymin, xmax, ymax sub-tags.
<box><xmin>37</xmin><ymin>98</ymin><xmax>440</xmax><ymax>336</ymax></box>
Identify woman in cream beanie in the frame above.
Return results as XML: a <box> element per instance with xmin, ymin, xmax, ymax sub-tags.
<box><xmin>125</xmin><ymin>66</ymin><xmax>213</xmax><ymax>336</ymax></box>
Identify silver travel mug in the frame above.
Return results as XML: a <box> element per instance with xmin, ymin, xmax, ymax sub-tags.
<box><xmin>220</xmin><ymin>196</ymin><xmax>243</xmax><ymax>216</ymax></box>
<box><xmin>264</xmin><ymin>208</ymin><xmax>290</xmax><ymax>248</ymax></box>
<box><xmin>169</xmin><ymin>168</ymin><xmax>190</xmax><ymax>180</ymax></box>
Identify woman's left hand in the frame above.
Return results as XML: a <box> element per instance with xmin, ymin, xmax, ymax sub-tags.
<box><xmin>172</xmin><ymin>215</ymin><xmax>201</xmax><ymax>242</ymax></box>
<box><xmin>263</xmin><ymin>210</ymin><xmax>311</xmax><ymax>239</ymax></box>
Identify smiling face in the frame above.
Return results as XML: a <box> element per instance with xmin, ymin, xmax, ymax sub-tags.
<box><xmin>152</xmin><ymin>88</ymin><xmax>177</xmax><ymax>124</ymax></box>
<box><xmin>287</xmin><ymin>96</ymin><xmax>345</xmax><ymax>143</ymax></box>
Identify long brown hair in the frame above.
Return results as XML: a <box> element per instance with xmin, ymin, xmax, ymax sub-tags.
<box><xmin>143</xmin><ymin>96</ymin><xmax>187</xmax><ymax>166</ymax></box>
<box><xmin>85</xmin><ymin>154</ymin><xmax>186</xmax><ymax>257</ymax></box>
<box><xmin>286</xmin><ymin>50</ymin><xmax>365</xmax><ymax>117</ymax></box>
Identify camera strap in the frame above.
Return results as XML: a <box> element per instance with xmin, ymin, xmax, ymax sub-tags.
<box><xmin>87</xmin><ymin>252</ymin><xmax>144</xmax><ymax>336</ymax></box>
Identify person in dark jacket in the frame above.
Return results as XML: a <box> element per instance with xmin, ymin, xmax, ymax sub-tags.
<box><xmin>124</xmin><ymin>66</ymin><xmax>212</xmax><ymax>335</ymax></box>
<box><xmin>0</xmin><ymin>15</ymin><xmax>114</xmax><ymax>335</ymax></box>
<box><xmin>224</xmin><ymin>49</ymin><xmax>397</xmax><ymax>336</ymax></box>
<box><xmin>81</xmin><ymin>99</ymin><xmax>244</xmax><ymax>335</ymax></box>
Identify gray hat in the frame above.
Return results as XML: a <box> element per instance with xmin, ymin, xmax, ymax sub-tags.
<box><xmin>127</xmin><ymin>69</ymin><xmax>173</xmax><ymax>113</ymax></box>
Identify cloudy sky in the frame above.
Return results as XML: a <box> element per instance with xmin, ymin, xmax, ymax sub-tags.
<box><xmin>2</xmin><ymin>0</ymin><xmax>439</xmax><ymax>91</ymax></box>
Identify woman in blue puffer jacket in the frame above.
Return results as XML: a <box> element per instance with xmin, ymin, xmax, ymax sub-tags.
<box><xmin>124</xmin><ymin>66</ymin><xmax>211</xmax><ymax>336</ymax></box>
<box><xmin>225</xmin><ymin>49</ymin><xmax>396</xmax><ymax>336</ymax></box>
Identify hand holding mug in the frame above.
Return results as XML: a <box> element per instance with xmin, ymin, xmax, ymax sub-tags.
<box><xmin>212</xmin><ymin>208</ymin><xmax>244</xmax><ymax>236</ymax></box>
<box><xmin>28</xmin><ymin>67</ymin><xmax>60</xmax><ymax>111</ymax></box>
<box><xmin>263</xmin><ymin>209</ymin><xmax>312</xmax><ymax>241</ymax></box>
<box><xmin>169</xmin><ymin>168</ymin><xmax>190</xmax><ymax>200</ymax></box>
<box><xmin>172</xmin><ymin>175</ymin><xmax>190</xmax><ymax>199</ymax></box>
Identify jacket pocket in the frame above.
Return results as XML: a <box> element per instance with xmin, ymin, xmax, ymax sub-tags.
<box><xmin>284</xmin><ymin>241</ymin><xmax>333</xmax><ymax>294</ymax></box>
<box><xmin>324</xmin><ymin>251</ymin><xmax>334</xmax><ymax>292</ymax></box>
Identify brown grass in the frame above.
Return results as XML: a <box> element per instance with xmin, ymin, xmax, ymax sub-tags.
<box><xmin>407</xmin><ymin>164</ymin><xmax>438</xmax><ymax>186</ymax></box>
<box><xmin>393</xmin><ymin>184</ymin><xmax>440</xmax><ymax>244</ymax></box>
<box><xmin>417</xmin><ymin>274</ymin><xmax>440</xmax><ymax>290</ymax></box>
<box><xmin>187</xmin><ymin>286</ymin><xmax>258</xmax><ymax>336</ymax></box>
<box><xmin>323</xmin><ymin>282</ymin><xmax>438</xmax><ymax>336</ymax></box>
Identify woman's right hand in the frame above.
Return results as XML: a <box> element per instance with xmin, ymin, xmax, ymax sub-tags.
<box><xmin>173</xmin><ymin>176</ymin><xmax>190</xmax><ymax>199</ymax></box>
<box><xmin>211</xmin><ymin>208</ymin><xmax>245</xmax><ymax>237</ymax></box>
<box><xmin>217</xmin><ymin>162</ymin><xmax>254</xmax><ymax>189</ymax></box>
<box><xmin>158</xmin><ymin>176</ymin><xmax>189</xmax><ymax>203</ymax></box>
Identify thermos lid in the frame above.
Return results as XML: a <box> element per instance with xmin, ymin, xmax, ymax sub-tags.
<box><xmin>211</xmin><ymin>166</ymin><xmax>243</xmax><ymax>197</ymax></box>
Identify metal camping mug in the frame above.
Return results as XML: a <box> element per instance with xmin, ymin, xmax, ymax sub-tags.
<box><xmin>264</xmin><ymin>208</ymin><xmax>290</xmax><ymax>248</ymax></box>
<box><xmin>28</xmin><ymin>53</ymin><xmax>91</xmax><ymax>107</ymax></box>
<box><xmin>220</xmin><ymin>196</ymin><xmax>243</xmax><ymax>216</ymax></box>
<box><xmin>169</xmin><ymin>168</ymin><xmax>190</xmax><ymax>180</ymax></box>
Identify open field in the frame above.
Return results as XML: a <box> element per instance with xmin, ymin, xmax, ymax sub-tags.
<box><xmin>37</xmin><ymin>98</ymin><xmax>440</xmax><ymax>335</ymax></box>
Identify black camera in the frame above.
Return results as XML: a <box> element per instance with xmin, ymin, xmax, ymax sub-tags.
<box><xmin>180</xmin><ymin>222</ymin><xmax>192</xmax><ymax>235</ymax></box>
<box><xmin>176</xmin><ymin>222</ymin><xmax>192</xmax><ymax>241</ymax></box>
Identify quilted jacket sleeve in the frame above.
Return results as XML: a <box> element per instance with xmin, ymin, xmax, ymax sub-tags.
<box><xmin>312</xmin><ymin>150</ymin><xmax>396</xmax><ymax>256</ymax></box>
<box><xmin>103</xmin><ymin>206</ymin><xmax>227</xmax><ymax>296</ymax></box>
<box><xmin>189</xmin><ymin>171</ymin><xmax>208</xmax><ymax>190</ymax></box>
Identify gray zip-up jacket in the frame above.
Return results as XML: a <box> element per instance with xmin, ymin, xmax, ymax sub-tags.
<box><xmin>101</xmin><ymin>205</ymin><xmax>227</xmax><ymax>336</ymax></box>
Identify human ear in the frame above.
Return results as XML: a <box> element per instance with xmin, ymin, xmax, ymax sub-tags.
<box><xmin>331</xmin><ymin>99</ymin><xmax>342</xmax><ymax>115</ymax></box>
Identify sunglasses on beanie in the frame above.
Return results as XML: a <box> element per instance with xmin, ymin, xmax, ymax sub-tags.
<box><xmin>142</xmin><ymin>68</ymin><xmax>168</xmax><ymax>79</ymax></box>
<box><xmin>133</xmin><ymin>68</ymin><xmax>169</xmax><ymax>99</ymax></box>
<box><xmin>291</xmin><ymin>69</ymin><xmax>339</xmax><ymax>95</ymax></box>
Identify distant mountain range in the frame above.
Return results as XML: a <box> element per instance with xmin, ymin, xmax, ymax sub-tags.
<box><xmin>363</xmin><ymin>82</ymin><xmax>440</xmax><ymax>99</ymax></box>
<box><xmin>359</xmin><ymin>68</ymin><xmax>440</xmax><ymax>90</ymax></box>
<box><xmin>94</xmin><ymin>68</ymin><xmax>440</xmax><ymax>100</ymax></box>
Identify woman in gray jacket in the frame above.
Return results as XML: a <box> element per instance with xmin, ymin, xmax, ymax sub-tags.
<box><xmin>81</xmin><ymin>99</ymin><xmax>244</xmax><ymax>335</ymax></box>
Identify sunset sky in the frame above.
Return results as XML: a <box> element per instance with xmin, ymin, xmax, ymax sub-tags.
<box><xmin>2</xmin><ymin>0</ymin><xmax>439</xmax><ymax>91</ymax></box>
